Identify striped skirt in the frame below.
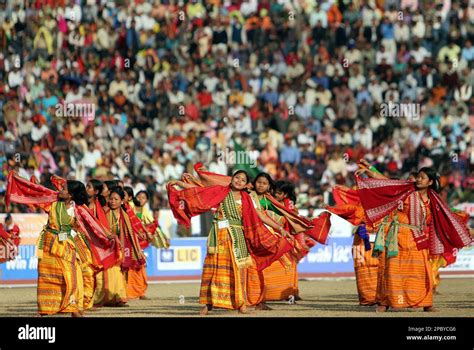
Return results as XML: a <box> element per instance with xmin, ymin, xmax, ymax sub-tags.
<box><xmin>376</xmin><ymin>225</ymin><xmax>433</xmax><ymax>308</ymax></box>
<box><xmin>262</xmin><ymin>257</ymin><xmax>298</xmax><ymax>302</ymax></box>
<box><xmin>73</xmin><ymin>234</ymin><xmax>96</xmax><ymax>311</ymax></box>
<box><xmin>94</xmin><ymin>265</ymin><xmax>128</xmax><ymax>306</ymax></box>
<box><xmin>352</xmin><ymin>235</ymin><xmax>379</xmax><ymax>305</ymax></box>
<box><xmin>37</xmin><ymin>231</ymin><xmax>81</xmax><ymax>315</ymax></box>
<box><xmin>199</xmin><ymin>227</ymin><xmax>247</xmax><ymax>310</ymax></box>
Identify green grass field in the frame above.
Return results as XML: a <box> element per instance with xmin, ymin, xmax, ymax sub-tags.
<box><xmin>0</xmin><ymin>278</ymin><xmax>472</xmax><ymax>317</ymax></box>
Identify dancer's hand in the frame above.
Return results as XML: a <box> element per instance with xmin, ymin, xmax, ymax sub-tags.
<box><xmin>280</xmin><ymin>229</ymin><xmax>290</xmax><ymax>238</ymax></box>
<box><xmin>182</xmin><ymin>173</ymin><xmax>192</xmax><ymax>181</ymax></box>
<box><xmin>355</xmin><ymin>168</ymin><xmax>369</xmax><ymax>177</ymax></box>
<box><xmin>358</xmin><ymin>159</ymin><xmax>371</xmax><ymax>169</ymax></box>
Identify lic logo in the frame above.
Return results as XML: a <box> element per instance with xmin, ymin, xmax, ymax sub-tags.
<box><xmin>160</xmin><ymin>249</ymin><xmax>174</xmax><ymax>262</ymax></box>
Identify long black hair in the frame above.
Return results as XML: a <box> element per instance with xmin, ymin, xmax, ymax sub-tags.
<box><xmin>417</xmin><ymin>167</ymin><xmax>441</xmax><ymax>193</ymax></box>
<box><xmin>89</xmin><ymin>179</ymin><xmax>107</xmax><ymax>207</ymax></box>
<box><xmin>109</xmin><ymin>186</ymin><xmax>125</xmax><ymax>199</ymax></box>
<box><xmin>252</xmin><ymin>172</ymin><xmax>274</xmax><ymax>194</ymax></box>
<box><xmin>136</xmin><ymin>190</ymin><xmax>149</xmax><ymax>200</ymax></box>
<box><xmin>67</xmin><ymin>180</ymin><xmax>89</xmax><ymax>206</ymax></box>
<box><xmin>105</xmin><ymin>180</ymin><xmax>120</xmax><ymax>192</ymax></box>
<box><xmin>274</xmin><ymin>180</ymin><xmax>297</xmax><ymax>203</ymax></box>
<box><xmin>125</xmin><ymin>186</ymin><xmax>142</xmax><ymax>207</ymax></box>
<box><xmin>124</xmin><ymin>186</ymin><xmax>134</xmax><ymax>199</ymax></box>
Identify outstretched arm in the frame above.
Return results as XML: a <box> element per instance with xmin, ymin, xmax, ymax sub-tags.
<box><xmin>255</xmin><ymin>209</ymin><xmax>290</xmax><ymax>237</ymax></box>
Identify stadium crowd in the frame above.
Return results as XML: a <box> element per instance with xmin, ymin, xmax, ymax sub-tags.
<box><xmin>0</xmin><ymin>0</ymin><xmax>473</xmax><ymax>217</ymax></box>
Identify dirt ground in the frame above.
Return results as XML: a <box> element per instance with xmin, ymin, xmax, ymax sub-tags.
<box><xmin>0</xmin><ymin>278</ymin><xmax>472</xmax><ymax>317</ymax></box>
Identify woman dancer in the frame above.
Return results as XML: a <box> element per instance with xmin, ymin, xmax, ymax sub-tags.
<box><xmin>168</xmin><ymin>170</ymin><xmax>293</xmax><ymax>315</ymax></box>
<box><xmin>354</xmin><ymin>165</ymin><xmax>472</xmax><ymax>312</ymax></box>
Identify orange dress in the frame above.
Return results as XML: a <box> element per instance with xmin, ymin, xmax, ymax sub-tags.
<box><xmin>375</xmin><ymin>198</ymin><xmax>433</xmax><ymax>308</ymax></box>
<box><xmin>199</xmin><ymin>200</ymin><xmax>249</xmax><ymax>309</ymax></box>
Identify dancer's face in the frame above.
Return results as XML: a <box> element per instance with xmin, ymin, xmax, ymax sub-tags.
<box><xmin>137</xmin><ymin>192</ymin><xmax>148</xmax><ymax>206</ymax></box>
<box><xmin>86</xmin><ymin>182</ymin><xmax>97</xmax><ymax>198</ymax></box>
<box><xmin>102</xmin><ymin>184</ymin><xmax>110</xmax><ymax>198</ymax></box>
<box><xmin>231</xmin><ymin>172</ymin><xmax>248</xmax><ymax>191</ymax></box>
<box><xmin>255</xmin><ymin>177</ymin><xmax>270</xmax><ymax>195</ymax></box>
<box><xmin>58</xmin><ymin>188</ymin><xmax>71</xmax><ymax>201</ymax></box>
<box><xmin>109</xmin><ymin>193</ymin><xmax>123</xmax><ymax>210</ymax></box>
<box><xmin>415</xmin><ymin>171</ymin><xmax>433</xmax><ymax>190</ymax></box>
<box><xmin>274</xmin><ymin>190</ymin><xmax>287</xmax><ymax>202</ymax></box>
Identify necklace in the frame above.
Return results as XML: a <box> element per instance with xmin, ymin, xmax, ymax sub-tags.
<box><xmin>418</xmin><ymin>192</ymin><xmax>430</xmax><ymax>206</ymax></box>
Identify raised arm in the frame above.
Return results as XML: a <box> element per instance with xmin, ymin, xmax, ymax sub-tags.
<box><xmin>169</xmin><ymin>180</ymin><xmax>196</xmax><ymax>189</ymax></box>
<box><xmin>355</xmin><ymin>159</ymin><xmax>389</xmax><ymax>180</ymax></box>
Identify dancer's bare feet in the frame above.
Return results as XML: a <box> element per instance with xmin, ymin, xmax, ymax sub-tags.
<box><xmin>255</xmin><ymin>303</ymin><xmax>272</xmax><ymax>311</ymax></box>
<box><xmin>71</xmin><ymin>312</ymin><xmax>84</xmax><ymax>317</ymax></box>
<box><xmin>115</xmin><ymin>302</ymin><xmax>129</xmax><ymax>307</ymax></box>
<box><xmin>375</xmin><ymin>305</ymin><xmax>388</xmax><ymax>313</ymax></box>
<box><xmin>238</xmin><ymin>305</ymin><xmax>251</xmax><ymax>314</ymax></box>
<box><xmin>423</xmin><ymin>306</ymin><xmax>438</xmax><ymax>312</ymax></box>
<box><xmin>139</xmin><ymin>296</ymin><xmax>150</xmax><ymax>300</ymax></box>
<box><xmin>200</xmin><ymin>304</ymin><xmax>212</xmax><ymax>315</ymax></box>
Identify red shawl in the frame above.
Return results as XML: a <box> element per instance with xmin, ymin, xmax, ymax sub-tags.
<box><xmin>117</xmin><ymin>208</ymin><xmax>146</xmax><ymax>270</ymax></box>
<box><xmin>167</xmin><ymin>183</ymin><xmax>292</xmax><ymax>270</ymax></box>
<box><xmin>333</xmin><ymin>184</ymin><xmax>360</xmax><ymax>206</ymax></box>
<box><xmin>0</xmin><ymin>225</ymin><xmax>10</xmax><ymax>240</ymax></box>
<box><xmin>123</xmin><ymin>202</ymin><xmax>150</xmax><ymax>250</ymax></box>
<box><xmin>92</xmin><ymin>198</ymin><xmax>110</xmax><ymax>231</ymax></box>
<box><xmin>356</xmin><ymin>177</ymin><xmax>473</xmax><ymax>261</ymax></box>
<box><xmin>6</xmin><ymin>172</ymin><xmax>121</xmax><ymax>269</ymax></box>
<box><xmin>186</xmin><ymin>163</ymin><xmax>331</xmax><ymax>245</ymax></box>
<box><xmin>0</xmin><ymin>224</ymin><xmax>20</xmax><ymax>246</ymax></box>
<box><xmin>6</xmin><ymin>172</ymin><xmax>58</xmax><ymax>210</ymax></box>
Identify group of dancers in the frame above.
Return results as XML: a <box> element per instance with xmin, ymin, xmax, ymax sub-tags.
<box><xmin>167</xmin><ymin>160</ymin><xmax>473</xmax><ymax>314</ymax></box>
<box><xmin>2</xmin><ymin>158</ymin><xmax>473</xmax><ymax>316</ymax></box>
<box><xmin>4</xmin><ymin>172</ymin><xmax>169</xmax><ymax>316</ymax></box>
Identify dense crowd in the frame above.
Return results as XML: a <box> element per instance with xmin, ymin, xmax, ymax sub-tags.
<box><xmin>0</xmin><ymin>0</ymin><xmax>473</xmax><ymax>214</ymax></box>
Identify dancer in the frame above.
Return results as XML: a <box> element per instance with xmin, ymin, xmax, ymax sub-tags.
<box><xmin>354</xmin><ymin>166</ymin><xmax>473</xmax><ymax>312</ymax></box>
<box><xmin>168</xmin><ymin>170</ymin><xmax>293</xmax><ymax>315</ymax></box>
<box><xmin>248</xmin><ymin>175</ymin><xmax>303</xmax><ymax>307</ymax></box>
<box><xmin>0</xmin><ymin>214</ymin><xmax>20</xmax><ymax>263</ymax></box>
<box><xmin>6</xmin><ymin>172</ymin><xmax>120</xmax><ymax>316</ymax></box>
<box><xmin>125</xmin><ymin>189</ymin><xmax>150</xmax><ymax>300</ymax></box>
<box><xmin>97</xmin><ymin>187</ymin><xmax>146</xmax><ymax>307</ymax></box>
<box><xmin>178</xmin><ymin>163</ymin><xmax>332</xmax><ymax>306</ymax></box>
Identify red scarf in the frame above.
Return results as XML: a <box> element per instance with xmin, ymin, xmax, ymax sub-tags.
<box><xmin>123</xmin><ymin>202</ymin><xmax>150</xmax><ymax>250</ymax></box>
<box><xmin>0</xmin><ymin>225</ymin><xmax>10</xmax><ymax>240</ymax></box>
<box><xmin>93</xmin><ymin>198</ymin><xmax>110</xmax><ymax>231</ymax></box>
<box><xmin>167</xmin><ymin>183</ymin><xmax>292</xmax><ymax>270</ymax></box>
<box><xmin>356</xmin><ymin>177</ymin><xmax>472</xmax><ymax>261</ymax></box>
<box><xmin>6</xmin><ymin>172</ymin><xmax>121</xmax><ymax>269</ymax></box>
<box><xmin>118</xmin><ymin>208</ymin><xmax>146</xmax><ymax>270</ymax></box>
<box><xmin>6</xmin><ymin>172</ymin><xmax>58</xmax><ymax>210</ymax></box>
<box><xmin>333</xmin><ymin>184</ymin><xmax>360</xmax><ymax>206</ymax></box>
<box><xmin>186</xmin><ymin>163</ymin><xmax>332</xmax><ymax>245</ymax></box>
